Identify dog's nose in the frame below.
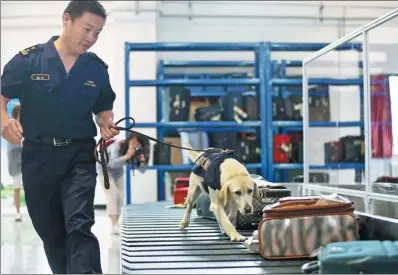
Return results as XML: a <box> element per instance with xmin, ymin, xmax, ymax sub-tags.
<box><xmin>244</xmin><ymin>206</ymin><xmax>252</xmax><ymax>214</ymax></box>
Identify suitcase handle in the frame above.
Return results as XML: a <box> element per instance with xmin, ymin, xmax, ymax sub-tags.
<box><xmin>301</xmin><ymin>261</ymin><xmax>319</xmax><ymax>274</ymax></box>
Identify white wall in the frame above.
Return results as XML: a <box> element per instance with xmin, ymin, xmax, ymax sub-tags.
<box><xmin>1</xmin><ymin>1</ymin><xmax>158</xmax><ymax>205</ymax></box>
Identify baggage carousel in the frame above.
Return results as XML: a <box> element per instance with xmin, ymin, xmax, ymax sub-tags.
<box><xmin>120</xmin><ymin>202</ymin><xmax>308</xmax><ymax>274</ymax></box>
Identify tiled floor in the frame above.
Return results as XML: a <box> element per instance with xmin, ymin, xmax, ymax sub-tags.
<box><xmin>1</xmin><ymin>204</ymin><xmax>121</xmax><ymax>274</ymax></box>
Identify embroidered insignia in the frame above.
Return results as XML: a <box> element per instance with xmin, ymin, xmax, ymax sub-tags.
<box><xmin>20</xmin><ymin>45</ymin><xmax>39</xmax><ymax>56</ymax></box>
<box><xmin>84</xmin><ymin>80</ymin><xmax>96</xmax><ymax>87</ymax></box>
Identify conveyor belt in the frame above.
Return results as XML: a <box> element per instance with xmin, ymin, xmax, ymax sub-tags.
<box><xmin>120</xmin><ymin>202</ymin><xmax>307</xmax><ymax>274</ymax></box>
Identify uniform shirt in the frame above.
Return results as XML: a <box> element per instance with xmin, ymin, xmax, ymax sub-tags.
<box><xmin>192</xmin><ymin>149</ymin><xmax>239</xmax><ymax>191</ymax></box>
<box><xmin>1</xmin><ymin>36</ymin><xmax>116</xmax><ymax>139</ymax></box>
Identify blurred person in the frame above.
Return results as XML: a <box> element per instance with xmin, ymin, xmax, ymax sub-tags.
<box><xmin>98</xmin><ymin>134</ymin><xmax>150</xmax><ymax>235</ymax></box>
<box><xmin>7</xmin><ymin>104</ymin><xmax>23</xmax><ymax>222</ymax></box>
<box><xmin>0</xmin><ymin>1</ymin><xmax>119</xmax><ymax>273</ymax></box>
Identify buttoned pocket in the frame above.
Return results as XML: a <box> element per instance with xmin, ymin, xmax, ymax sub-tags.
<box><xmin>32</xmin><ymin>81</ymin><xmax>54</xmax><ymax>93</ymax></box>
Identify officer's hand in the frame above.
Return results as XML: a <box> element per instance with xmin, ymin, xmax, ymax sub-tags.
<box><xmin>100</xmin><ymin>120</ymin><xmax>120</xmax><ymax>140</ymax></box>
<box><xmin>1</xmin><ymin>118</ymin><xmax>23</xmax><ymax>145</ymax></box>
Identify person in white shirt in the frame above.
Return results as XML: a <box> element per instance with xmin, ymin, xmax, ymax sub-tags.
<box><xmin>98</xmin><ymin>133</ymin><xmax>149</xmax><ymax>234</ymax></box>
<box><xmin>7</xmin><ymin>104</ymin><xmax>23</xmax><ymax>221</ymax></box>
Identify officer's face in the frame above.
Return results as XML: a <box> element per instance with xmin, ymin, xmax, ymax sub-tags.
<box><xmin>63</xmin><ymin>12</ymin><xmax>105</xmax><ymax>54</ymax></box>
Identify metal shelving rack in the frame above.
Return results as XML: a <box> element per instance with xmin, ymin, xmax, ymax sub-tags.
<box><xmin>124</xmin><ymin>41</ymin><xmax>367</xmax><ymax>204</ymax></box>
<box><xmin>124</xmin><ymin>43</ymin><xmax>267</xmax><ymax>204</ymax></box>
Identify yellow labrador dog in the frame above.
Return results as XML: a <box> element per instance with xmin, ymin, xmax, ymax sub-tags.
<box><xmin>179</xmin><ymin>142</ymin><xmax>260</xmax><ymax>242</ymax></box>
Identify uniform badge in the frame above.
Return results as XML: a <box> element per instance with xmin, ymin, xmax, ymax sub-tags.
<box><xmin>20</xmin><ymin>45</ymin><xmax>39</xmax><ymax>56</ymax></box>
<box><xmin>31</xmin><ymin>74</ymin><xmax>50</xmax><ymax>81</ymax></box>
<box><xmin>84</xmin><ymin>80</ymin><xmax>96</xmax><ymax>87</ymax></box>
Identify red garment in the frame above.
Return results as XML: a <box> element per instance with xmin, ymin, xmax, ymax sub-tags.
<box><xmin>370</xmin><ymin>74</ymin><xmax>392</xmax><ymax>158</ymax></box>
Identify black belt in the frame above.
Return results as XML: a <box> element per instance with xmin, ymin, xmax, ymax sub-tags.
<box><xmin>26</xmin><ymin>137</ymin><xmax>91</xmax><ymax>146</ymax></box>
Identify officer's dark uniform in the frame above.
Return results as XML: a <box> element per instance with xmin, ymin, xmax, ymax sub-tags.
<box><xmin>192</xmin><ymin>149</ymin><xmax>239</xmax><ymax>192</ymax></box>
<box><xmin>1</xmin><ymin>36</ymin><xmax>116</xmax><ymax>274</ymax></box>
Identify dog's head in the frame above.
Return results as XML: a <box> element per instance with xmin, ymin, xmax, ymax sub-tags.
<box><xmin>219</xmin><ymin>175</ymin><xmax>261</xmax><ymax>215</ymax></box>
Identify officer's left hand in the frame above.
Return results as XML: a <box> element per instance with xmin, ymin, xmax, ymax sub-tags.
<box><xmin>100</xmin><ymin>121</ymin><xmax>120</xmax><ymax>140</ymax></box>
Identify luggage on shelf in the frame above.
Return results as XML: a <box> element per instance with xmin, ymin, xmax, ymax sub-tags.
<box><xmin>153</xmin><ymin>143</ymin><xmax>171</xmax><ymax>165</ymax></box>
<box><xmin>235</xmin><ymin>134</ymin><xmax>261</xmax><ymax>163</ymax></box>
<box><xmin>243</xmin><ymin>90</ymin><xmax>259</xmax><ymax>120</ymax></box>
<box><xmin>339</xmin><ymin>135</ymin><xmax>365</xmax><ymax>162</ymax></box>
<box><xmin>273</xmin><ymin>135</ymin><xmax>292</xmax><ymax>163</ymax></box>
<box><xmin>324</xmin><ymin>141</ymin><xmax>343</xmax><ymax>163</ymax></box>
<box><xmin>165</xmin><ymin>86</ymin><xmax>191</xmax><ymax>121</ymax></box>
<box><xmin>258</xmin><ymin>194</ymin><xmax>359</xmax><ymax>260</ymax></box>
<box><xmin>301</xmin><ymin>240</ymin><xmax>398</xmax><ymax>274</ymax></box>
<box><xmin>194</xmin><ymin>106</ymin><xmax>223</xmax><ymax>121</ymax></box>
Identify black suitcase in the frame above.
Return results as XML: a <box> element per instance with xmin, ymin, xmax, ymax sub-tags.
<box><xmin>273</xmin><ymin>95</ymin><xmax>287</xmax><ymax>120</ymax></box>
<box><xmin>235</xmin><ymin>135</ymin><xmax>261</xmax><ymax>163</ymax></box>
<box><xmin>168</xmin><ymin>86</ymin><xmax>191</xmax><ymax>121</ymax></box>
<box><xmin>285</xmin><ymin>94</ymin><xmax>303</xmax><ymax>121</ymax></box>
<box><xmin>221</xmin><ymin>90</ymin><xmax>245</xmax><ymax>122</ymax></box>
<box><xmin>153</xmin><ymin>143</ymin><xmax>171</xmax><ymax>165</ymax></box>
<box><xmin>243</xmin><ymin>91</ymin><xmax>259</xmax><ymax>120</ymax></box>
<box><xmin>324</xmin><ymin>141</ymin><xmax>343</xmax><ymax>163</ymax></box>
<box><xmin>340</xmin><ymin>135</ymin><xmax>365</xmax><ymax>162</ymax></box>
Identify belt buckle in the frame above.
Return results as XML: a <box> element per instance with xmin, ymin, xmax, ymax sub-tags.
<box><xmin>53</xmin><ymin>138</ymin><xmax>71</xmax><ymax>147</ymax></box>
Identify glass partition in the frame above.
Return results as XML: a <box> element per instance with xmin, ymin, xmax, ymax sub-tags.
<box><xmin>302</xmin><ymin>9</ymin><xmax>398</xmax><ymax>218</ymax></box>
<box><xmin>367</xmin><ymin>14</ymin><xmax>398</xmax><ymax>219</ymax></box>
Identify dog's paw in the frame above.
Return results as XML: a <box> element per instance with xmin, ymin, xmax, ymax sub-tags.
<box><xmin>230</xmin><ymin>233</ymin><xmax>246</xmax><ymax>242</ymax></box>
<box><xmin>179</xmin><ymin>220</ymin><xmax>189</xmax><ymax>229</ymax></box>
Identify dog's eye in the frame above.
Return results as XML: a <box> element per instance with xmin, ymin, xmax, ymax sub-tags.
<box><xmin>234</xmin><ymin>190</ymin><xmax>242</xmax><ymax>196</ymax></box>
<box><xmin>247</xmin><ymin>188</ymin><xmax>253</xmax><ymax>194</ymax></box>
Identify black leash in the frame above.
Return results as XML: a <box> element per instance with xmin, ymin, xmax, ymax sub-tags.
<box><xmin>94</xmin><ymin>117</ymin><xmax>209</xmax><ymax>190</ymax></box>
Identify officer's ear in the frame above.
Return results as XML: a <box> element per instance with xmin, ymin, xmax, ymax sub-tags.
<box><xmin>62</xmin><ymin>13</ymin><xmax>72</xmax><ymax>28</ymax></box>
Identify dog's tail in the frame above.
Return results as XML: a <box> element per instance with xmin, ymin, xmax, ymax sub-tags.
<box><xmin>184</xmin><ymin>140</ymin><xmax>202</xmax><ymax>163</ymax></box>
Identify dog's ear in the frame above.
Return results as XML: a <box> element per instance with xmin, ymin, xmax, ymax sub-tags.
<box><xmin>253</xmin><ymin>181</ymin><xmax>261</xmax><ymax>200</ymax></box>
<box><xmin>219</xmin><ymin>184</ymin><xmax>230</xmax><ymax>206</ymax></box>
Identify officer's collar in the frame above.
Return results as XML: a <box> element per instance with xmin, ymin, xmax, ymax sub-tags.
<box><xmin>44</xmin><ymin>36</ymin><xmax>61</xmax><ymax>59</ymax></box>
<box><xmin>44</xmin><ymin>36</ymin><xmax>90</xmax><ymax>65</ymax></box>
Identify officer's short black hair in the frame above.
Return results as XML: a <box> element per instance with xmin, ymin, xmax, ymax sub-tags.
<box><xmin>64</xmin><ymin>1</ymin><xmax>107</xmax><ymax>21</ymax></box>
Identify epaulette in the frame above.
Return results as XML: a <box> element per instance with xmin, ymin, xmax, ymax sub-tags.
<box><xmin>87</xmin><ymin>52</ymin><xmax>108</xmax><ymax>69</ymax></box>
<box><xmin>19</xmin><ymin>44</ymin><xmax>40</xmax><ymax>57</ymax></box>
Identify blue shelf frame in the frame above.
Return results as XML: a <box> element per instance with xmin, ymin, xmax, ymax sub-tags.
<box><xmin>125</xmin><ymin>42</ymin><xmax>267</xmax><ymax>204</ymax></box>
<box><xmin>124</xmin><ymin>41</ymin><xmax>366</xmax><ymax>204</ymax></box>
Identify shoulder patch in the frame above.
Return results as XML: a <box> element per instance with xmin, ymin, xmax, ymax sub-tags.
<box><xmin>19</xmin><ymin>45</ymin><xmax>40</xmax><ymax>57</ymax></box>
<box><xmin>87</xmin><ymin>52</ymin><xmax>108</xmax><ymax>69</ymax></box>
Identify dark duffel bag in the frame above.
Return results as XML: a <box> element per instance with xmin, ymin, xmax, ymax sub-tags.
<box><xmin>194</xmin><ymin>106</ymin><xmax>223</xmax><ymax>122</ymax></box>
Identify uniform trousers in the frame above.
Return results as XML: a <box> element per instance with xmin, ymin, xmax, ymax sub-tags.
<box><xmin>22</xmin><ymin>138</ymin><xmax>102</xmax><ymax>274</ymax></box>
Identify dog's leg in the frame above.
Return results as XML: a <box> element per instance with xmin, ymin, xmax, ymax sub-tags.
<box><xmin>179</xmin><ymin>174</ymin><xmax>202</xmax><ymax>229</ymax></box>
<box><xmin>227</xmin><ymin>201</ymin><xmax>238</xmax><ymax>227</ymax></box>
<box><xmin>209</xmin><ymin>190</ymin><xmax>245</xmax><ymax>242</ymax></box>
